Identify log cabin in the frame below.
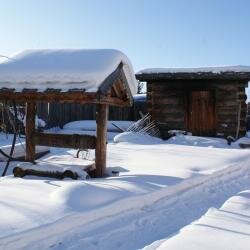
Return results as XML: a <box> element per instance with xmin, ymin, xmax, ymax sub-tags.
<box><xmin>0</xmin><ymin>49</ymin><xmax>137</xmax><ymax>177</ymax></box>
<box><xmin>136</xmin><ymin>66</ymin><xmax>250</xmax><ymax>139</ymax></box>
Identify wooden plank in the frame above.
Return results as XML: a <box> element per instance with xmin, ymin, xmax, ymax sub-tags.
<box><xmin>157</xmin><ymin>121</ymin><xmax>186</xmax><ymax>130</ymax></box>
<box><xmin>111</xmin><ymin>80</ymin><xmax>124</xmax><ymax>98</ymax></box>
<box><xmin>217</xmin><ymin>114</ymin><xmax>237</xmax><ymax>120</ymax></box>
<box><xmin>94</xmin><ymin>104</ymin><xmax>108</xmax><ymax>178</ymax></box>
<box><xmin>157</xmin><ymin>116</ymin><xmax>185</xmax><ymax>123</ymax></box>
<box><xmin>217</xmin><ymin>100</ymin><xmax>239</xmax><ymax>107</ymax></box>
<box><xmin>13</xmin><ymin>167</ymin><xmax>78</xmax><ymax>180</ymax></box>
<box><xmin>153</xmin><ymin>97</ymin><xmax>184</xmax><ymax>105</ymax></box>
<box><xmin>153</xmin><ymin>106</ymin><xmax>184</xmax><ymax>113</ymax></box>
<box><xmin>0</xmin><ymin>92</ymin><xmax>130</xmax><ymax>107</ymax></box>
<box><xmin>33</xmin><ymin>133</ymin><xmax>96</xmax><ymax>149</ymax></box>
<box><xmin>98</xmin><ymin>63</ymin><xmax>123</xmax><ymax>94</ymax></box>
<box><xmin>25</xmin><ymin>102</ymin><xmax>36</xmax><ymax>162</ymax></box>
<box><xmin>151</xmin><ymin>92</ymin><xmax>184</xmax><ymax>98</ymax></box>
<box><xmin>0</xmin><ymin>91</ymin><xmax>95</xmax><ymax>102</ymax></box>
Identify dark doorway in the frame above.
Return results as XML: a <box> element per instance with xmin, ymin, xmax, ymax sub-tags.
<box><xmin>188</xmin><ymin>90</ymin><xmax>215</xmax><ymax>136</ymax></box>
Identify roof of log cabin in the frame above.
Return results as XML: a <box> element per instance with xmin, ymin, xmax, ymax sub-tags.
<box><xmin>0</xmin><ymin>49</ymin><xmax>138</xmax><ymax>106</ymax></box>
<box><xmin>136</xmin><ymin>66</ymin><xmax>250</xmax><ymax>81</ymax></box>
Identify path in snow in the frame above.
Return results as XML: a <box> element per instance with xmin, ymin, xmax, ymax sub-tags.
<box><xmin>0</xmin><ymin>158</ymin><xmax>249</xmax><ymax>250</ymax></box>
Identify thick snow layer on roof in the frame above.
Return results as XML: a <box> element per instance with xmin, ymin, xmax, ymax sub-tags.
<box><xmin>137</xmin><ymin>65</ymin><xmax>250</xmax><ymax>75</ymax></box>
<box><xmin>0</xmin><ymin>49</ymin><xmax>137</xmax><ymax>94</ymax></box>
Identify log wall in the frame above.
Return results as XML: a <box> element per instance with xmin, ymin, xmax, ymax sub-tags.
<box><xmin>147</xmin><ymin>80</ymin><xmax>248</xmax><ymax>138</ymax></box>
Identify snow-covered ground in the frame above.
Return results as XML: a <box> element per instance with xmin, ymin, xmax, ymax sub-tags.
<box><xmin>0</xmin><ymin>131</ymin><xmax>250</xmax><ymax>249</ymax></box>
<box><xmin>144</xmin><ymin>190</ymin><xmax>250</xmax><ymax>250</ymax></box>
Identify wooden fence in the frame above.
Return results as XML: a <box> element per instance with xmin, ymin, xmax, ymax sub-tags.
<box><xmin>37</xmin><ymin>100</ymin><xmax>146</xmax><ymax>128</ymax></box>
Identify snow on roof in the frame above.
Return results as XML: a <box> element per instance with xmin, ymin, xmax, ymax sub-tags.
<box><xmin>137</xmin><ymin>65</ymin><xmax>250</xmax><ymax>75</ymax></box>
<box><xmin>0</xmin><ymin>49</ymin><xmax>137</xmax><ymax>94</ymax></box>
<box><xmin>136</xmin><ymin>66</ymin><xmax>250</xmax><ymax>81</ymax></box>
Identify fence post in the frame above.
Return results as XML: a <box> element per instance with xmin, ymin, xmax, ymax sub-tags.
<box><xmin>94</xmin><ymin>104</ymin><xmax>108</xmax><ymax>177</ymax></box>
<box><xmin>25</xmin><ymin>102</ymin><xmax>36</xmax><ymax>162</ymax></box>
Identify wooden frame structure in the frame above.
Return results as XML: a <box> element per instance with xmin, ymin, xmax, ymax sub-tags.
<box><xmin>0</xmin><ymin>63</ymin><xmax>133</xmax><ymax>177</ymax></box>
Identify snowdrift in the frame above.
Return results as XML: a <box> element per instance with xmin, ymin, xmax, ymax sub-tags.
<box><xmin>145</xmin><ymin>190</ymin><xmax>250</xmax><ymax>250</ymax></box>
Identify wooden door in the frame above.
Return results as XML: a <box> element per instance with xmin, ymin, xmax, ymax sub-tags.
<box><xmin>188</xmin><ymin>91</ymin><xmax>215</xmax><ymax>136</ymax></box>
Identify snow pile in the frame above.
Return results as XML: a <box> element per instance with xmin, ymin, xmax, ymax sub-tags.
<box><xmin>0</xmin><ymin>49</ymin><xmax>137</xmax><ymax>94</ymax></box>
<box><xmin>61</xmin><ymin>120</ymin><xmax>135</xmax><ymax>141</ymax></box>
<box><xmin>146</xmin><ymin>190</ymin><xmax>250</xmax><ymax>250</ymax></box>
<box><xmin>22</xmin><ymin>115</ymin><xmax>46</xmax><ymax>128</ymax></box>
<box><xmin>114</xmin><ymin>131</ymin><xmax>162</xmax><ymax>144</ymax></box>
<box><xmin>232</xmin><ymin>136</ymin><xmax>250</xmax><ymax>147</ymax></box>
<box><xmin>137</xmin><ymin>65</ymin><xmax>250</xmax><ymax>75</ymax></box>
<box><xmin>167</xmin><ymin>134</ymin><xmax>231</xmax><ymax>148</ymax></box>
<box><xmin>63</xmin><ymin>120</ymin><xmax>134</xmax><ymax>132</ymax></box>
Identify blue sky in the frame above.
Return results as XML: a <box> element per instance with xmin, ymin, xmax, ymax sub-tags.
<box><xmin>0</xmin><ymin>0</ymin><xmax>250</xmax><ymax>73</ymax></box>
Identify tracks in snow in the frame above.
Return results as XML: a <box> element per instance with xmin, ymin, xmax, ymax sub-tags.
<box><xmin>1</xmin><ymin>161</ymin><xmax>250</xmax><ymax>250</ymax></box>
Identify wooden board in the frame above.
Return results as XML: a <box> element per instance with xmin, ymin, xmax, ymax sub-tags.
<box><xmin>188</xmin><ymin>91</ymin><xmax>216</xmax><ymax>136</ymax></box>
<box><xmin>33</xmin><ymin>133</ymin><xmax>96</xmax><ymax>149</ymax></box>
<box><xmin>0</xmin><ymin>92</ymin><xmax>130</xmax><ymax>107</ymax></box>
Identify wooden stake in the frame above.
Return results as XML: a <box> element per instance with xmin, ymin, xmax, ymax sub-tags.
<box><xmin>95</xmin><ymin>104</ymin><xmax>108</xmax><ymax>177</ymax></box>
<box><xmin>25</xmin><ymin>102</ymin><xmax>36</xmax><ymax>162</ymax></box>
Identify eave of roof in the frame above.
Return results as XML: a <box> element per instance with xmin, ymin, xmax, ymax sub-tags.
<box><xmin>136</xmin><ymin>66</ymin><xmax>250</xmax><ymax>81</ymax></box>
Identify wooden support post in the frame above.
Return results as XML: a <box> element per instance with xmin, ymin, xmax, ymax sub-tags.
<box><xmin>95</xmin><ymin>104</ymin><xmax>108</xmax><ymax>177</ymax></box>
<box><xmin>25</xmin><ymin>102</ymin><xmax>36</xmax><ymax>162</ymax></box>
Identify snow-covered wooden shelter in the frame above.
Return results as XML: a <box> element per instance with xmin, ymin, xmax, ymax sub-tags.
<box><xmin>0</xmin><ymin>49</ymin><xmax>137</xmax><ymax>177</ymax></box>
<box><xmin>136</xmin><ymin>66</ymin><xmax>250</xmax><ymax>138</ymax></box>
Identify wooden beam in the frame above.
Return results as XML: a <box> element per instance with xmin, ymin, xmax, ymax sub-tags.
<box><xmin>100</xmin><ymin>96</ymin><xmax>130</xmax><ymax>107</ymax></box>
<box><xmin>98</xmin><ymin>63</ymin><xmax>123</xmax><ymax>94</ymax></box>
<box><xmin>111</xmin><ymin>82</ymin><xmax>121</xmax><ymax>98</ymax></box>
<box><xmin>0</xmin><ymin>92</ymin><xmax>96</xmax><ymax>103</ymax></box>
<box><xmin>33</xmin><ymin>133</ymin><xmax>96</xmax><ymax>149</ymax></box>
<box><xmin>94</xmin><ymin>104</ymin><xmax>108</xmax><ymax>177</ymax></box>
<box><xmin>25</xmin><ymin>102</ymin><xmax>36</xmax><ymax>162</ymax></box>
<box><xmin>120</xmin><ymin>68</ymin><xmax>134</xmax><ymax>106</ymax></box>
<box><xmin>0</xmin><ymin>92</ymin><xmax>130</xmax><ymax>107</ymax></box>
